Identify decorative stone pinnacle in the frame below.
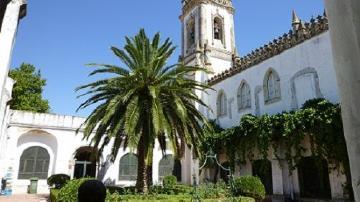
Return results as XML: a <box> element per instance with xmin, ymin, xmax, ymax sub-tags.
<box><xmin>292</xmin><ymin>10</ymin><xmax>301</xmax><ymax>24</ymax></box>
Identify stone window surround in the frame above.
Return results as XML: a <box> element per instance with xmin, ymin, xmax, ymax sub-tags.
<box><xmin>237</xmin><ymin>80</ymin><xmax>252</xmax><ymax>111</ymax></box>
<box><xmin>158</xmin><ymin>154</ymin><xmax>175</xmax><ymax>181</ymax></box>
<box><xmin>216</xmin><ymin>89</ymin><xmax>227</xmax><ymax>118</ymax></box>
<box><xmin>118</xmin><ymin>153</ymin><xmax>138</xmax><ymax>181</ymax></box>
<box><xmin>263</xmin><ymin>68</ymin><xmax>281</xmax><ymax>105</ymax></box>
<box><xmin>212</xmin><ymin>14</ymin><xmax>225</xmax><ymax>48</ymax></box>
<box><xmin>186</xmin><ymin>15</ymin><xmax>196</xmax><ymax>53</ymax></box>
<box><xmin>290</xmin><ymin>67</ymin><xmax>323</xmax><ymax>110</ymax></box>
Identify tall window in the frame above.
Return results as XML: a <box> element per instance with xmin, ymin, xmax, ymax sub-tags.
<box><xmin>217</xmin><ymin>90</ymin><xmax>227</xmax><ymax>117</ymax></box>
<box><xmin>159</xmin><ymin>155</ymin><xmax>174</xmax><ymax>180</ymax></box>
<box><xmin>237</xmin><ymin>81</ymin><xmax>251</xmax><ymax>110</ymax></box>
<box><xmin>18</xmin><ymin>146</ymin><xmax>50</xmax><ymax>179</ymax></box>
<box><xmin>119</xmin><ymin>153</ymin><xmax>138</xmax><ymax>181</ymax></box>
<box><xmin>264</xmin><ymin>69</ymin><xmax>281</xmax><ymax>103</ymax></box>
<box><xmin>213</xmin><ymin>17</ymin><xmax>223</xmax><ymax>41</ymax></box>
<box><xmin>187</xmin><ymin>17</ymin><xmax>195</xmax><ymax>48</ymax></box>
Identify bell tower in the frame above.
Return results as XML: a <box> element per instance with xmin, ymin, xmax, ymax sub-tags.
<box><xmin>180</xmin><ymin>0</ymin><xmax>236</xmax><ymax>75</ymax></box>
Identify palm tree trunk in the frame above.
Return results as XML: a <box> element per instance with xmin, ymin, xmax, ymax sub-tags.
<box><xmin>146</xmin><ymin>149</ymin><xmax>153</xmax><ymax>188</ymax></box>
<box><xmin>136</xmin><ymin>135</ymin><xmax>148</xmax><ymax>193</ymax></box>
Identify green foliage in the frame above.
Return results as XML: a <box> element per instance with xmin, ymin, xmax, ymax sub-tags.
<box><xmin>50</xmin><ymin>188</ymin><xmax>59</xmax><ymax>202</ymax></box>
<box><xmin>47</xmin><ymin>174</ymin><xmax>70</xmax><ymax>189</ymax></box>
<box><xmin>51</xmin><ymin>180</ymin><xmax>254</xmax><ymax>202</ymax></box>
<box><xmin>201</xmin><ymin>99</ymin><xmax>349</xmax><ymax>174</ymax></box>
<box><xmin>105</xmin><ymin>192</ymin><xmax>254</xmax><ymax>202</ymax></box>
<box><xmin>9</xmin><ymin>63</ymin><xmax>50</xmax><ymax>113</ymax></box>
<box><xmin>196</xmin><ymin>182</ymin><xmax>231</xmax><ymax>199</ymax></box>
<box><xmin>150</xmin><ymin>184</ymin><xmax>192</xmax><ymax>195</ymax></box>
<box><xmin>77</xmin><ymin>29</ymin><xmax>211</xmax><ymax>192</ymax></box>
<box><xmin>232</xmin><ymin>176</ymin><xmax>266</xmax><ymax>200</ymax></box>
<box><xmin>57</xmin><ymin>178</ymin><xmax>92</xmax><ymax>202</ymax></box>
<box><xmin>163</xmin><ymin>175</ymin><xmax>177</xmax><ymax>188</ymax></box>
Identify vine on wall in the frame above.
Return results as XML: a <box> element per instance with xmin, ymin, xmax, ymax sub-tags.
<box><xmin>201</xmin><ymin>98</ymin><xmax>350</xmax><ymax>177</ymax></box>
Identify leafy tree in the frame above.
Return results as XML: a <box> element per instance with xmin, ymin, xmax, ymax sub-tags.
<box><xmin>77</xmin><ymin>29</ymin><xmax>211</xmax><ymax>192</ymax></box>
<box><xmin>9</xmin><ymin>63</ymin><xmax>50</xmax><ymax>113</ymax></box>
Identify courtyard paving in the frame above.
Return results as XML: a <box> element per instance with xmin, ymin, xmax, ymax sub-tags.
<box><xmin>0</xmin><ymin>194</ymin><xmax>49</xmax><ymax>202</ymax></box>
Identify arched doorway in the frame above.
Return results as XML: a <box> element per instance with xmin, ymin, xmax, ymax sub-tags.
<box><xmin>298</xmin><ymin>157</ymin><xmax>331</xmax><ymax>199</ymax></box>
<box><xmin>252</xmin><ymin>159</ymin><xmax>273</xmax><ymax>195</ymax></box>
<box><xmin>73</xmin><ymin>147</ymin><xmax>97</xmax><ymax>179</ymax></box>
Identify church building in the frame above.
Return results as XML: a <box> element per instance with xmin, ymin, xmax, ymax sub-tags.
<box><xmin>0</xmin><ymin>0</ymin><xmax>350</xmax><ymax>200</ymax></box>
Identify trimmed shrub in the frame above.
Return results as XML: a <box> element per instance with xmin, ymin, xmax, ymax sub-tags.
<box><xmin>57</xmin><ymin>178</ymin><xmax>92</xmax><ymax>202</ymax></box>
<box><xmin>232</xmin><ymin>176</ymin><xmax>266</xmax><ymax>200</ymax></box>
<box><xmin>163</xmin><ymin>175</ymin><xmax>177</xmax><ymax>188</ymax></box>
<box><xmin>47</xmin><ymin>174</ymin><xmax>70</xmax><ymax>189</ymax></box>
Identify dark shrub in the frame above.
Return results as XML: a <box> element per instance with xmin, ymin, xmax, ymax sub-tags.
<box><xmin>47</xmin><ymin>174</ymin><xmax>70</xmax><ymax>189</ymax></box>
<box><xmin>78</xmin><ymin>180</ymin><xmax>106</xmax><ymax>202</ymax></box>
<box><xmin>232</xmin><ymin>176</ymin><xmax>266</xmax><ymax>200</ymax></box>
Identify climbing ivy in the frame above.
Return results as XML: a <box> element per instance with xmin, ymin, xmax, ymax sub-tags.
<box><xmin>200</xmin><ymin>98</ymin><xmax>350</xmax><ymax>179</ymax></box>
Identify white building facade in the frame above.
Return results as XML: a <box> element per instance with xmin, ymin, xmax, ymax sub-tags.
<box><xmin>0</xmin><ymin>0</ymin><xmax>350</xmax><ymax>200</ymax></box>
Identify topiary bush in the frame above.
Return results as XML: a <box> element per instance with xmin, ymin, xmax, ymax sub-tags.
<box><xmin>163</xmin><ymin>175</ymin><xmax>177</xmax><ymax>188</ymax></box>
<box><xmin>232</xmin><ymin>176</ymin><xmax>266</xmax><ymax>200</ymax></box>
<box><xmin>47</xmin><ymin>174</ymin><xmax>70</xmax><ymax>189</ymax></box>
<box><xmin>57</xmin><ymin>178</ymin><xmax>92</xmax><ymax>202</ymax></box>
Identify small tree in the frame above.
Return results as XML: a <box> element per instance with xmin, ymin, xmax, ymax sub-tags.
<box><xmin>9</xmin><ymin>63</ymin><xmax>50</xmax><ymax>113</ymax></box>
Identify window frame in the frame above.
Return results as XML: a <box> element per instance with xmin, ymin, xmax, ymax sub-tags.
<box><xmin>119</xmin><ymin>153</ymin><xmax>138</xmax><ymax>181</ymax></box>
<box><xmin>158</xmin><ymin>154</ymin><xmax>175</xmax><ymax>181</ymax></box>
<box><xmin>217</xmin><ymin>90</ymin><xmax>227</xmax><ymax>117</ymax></box>
<box><xmin>18</xmin><ymin>146</ymin><xmax>50</xmax><ymax>180</ymax></box>
<box><xmin>237</xmin><ymin>81</ymin><xmax>251</xmax><ymax>111</ymax></box>
<box><xmin>263</xmin><ymin>69</ymin><xmax>281</xmax><ymax>104</ymax></box>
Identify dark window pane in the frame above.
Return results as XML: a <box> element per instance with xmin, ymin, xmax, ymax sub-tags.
<box><xmin>18</xmin><ymin>147</ymin><xmax>50</xmax><ymax>179</ymax></box>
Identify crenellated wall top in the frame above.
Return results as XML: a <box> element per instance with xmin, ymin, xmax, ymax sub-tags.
<box><xmin>208</xmin><ymin>14</ymin><xmax>329</xmax><ymax>85</ymax></box>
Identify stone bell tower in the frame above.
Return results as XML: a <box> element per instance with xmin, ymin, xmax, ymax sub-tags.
<box><xmin>180</xmin><ymin>0</ymin><xmax>236</xmax><ymax>75</ymax></box>
<box><xmin>179</xmin><ymin>0</ymin><xmax>237</xmax><ymax>185</ymax></box>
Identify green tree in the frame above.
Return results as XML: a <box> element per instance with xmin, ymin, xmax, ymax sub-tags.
<box><xmin>9</xmin><ymin>63</ymin><xmax>50</xmax><ymax>113</ymax></box>
<box><xmin>77</xmin><ymin>29</ymin><xmax>211</xmax><ymax>193</ymax></box>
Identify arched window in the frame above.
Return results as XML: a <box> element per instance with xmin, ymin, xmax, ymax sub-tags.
<box><xmin>119</xmin><ymin>153</ymin><xmax>138</xmax><ymax>181</ymax></box>
<box><xmin>237</xmin><ymin>81</ymin><xmax>251</xmax><ymax>110</ymax></box>
<box><xmin>217</xmin><ymin>90</ymin><xmax>227</xmax><ymax>117</ymax></box>
<box><xmin>159</xmin><ymin>154</ymin><xmax>174</xmax><ymax>180</ymax></box>
<box><xmin>187</xmin><ymin>17</ymin><xmax>195</xmax><ymax>49</ymax></box>
<box><xmin>264</xmin><ymin>69</ymin><xmax>281</xmax><ymax>103</ymax></box>
<box><xmin>213</xmin><ymin>17</ymin><xmax>223</xmax><ymax>41</ymax></box>
<box><xmin>18</xmin><ymin>146</ymin><xmax>50</xmax><ymax>179</ymax></box>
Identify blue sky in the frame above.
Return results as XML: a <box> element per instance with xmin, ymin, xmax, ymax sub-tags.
<box><xmin>11</xmin><ymin>0</ymin><xmax>324</xmax><ymax>117</ymax></box>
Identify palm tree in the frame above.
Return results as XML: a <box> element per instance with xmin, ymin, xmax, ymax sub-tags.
<box><xmin>76</xmin><ymin>29</ymin><xmax>211</xmax><ymax>192</ymax></box>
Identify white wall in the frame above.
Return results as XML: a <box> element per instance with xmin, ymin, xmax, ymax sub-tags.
<box><xmin>207</xmin><ymin>32</ymin><xmax>339</xmax><ymax>128</ymax></box>
<box><xmin>1</xmin><ymin>110</ymin><xmax>182</xmax><ymax>194</ymax></box>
